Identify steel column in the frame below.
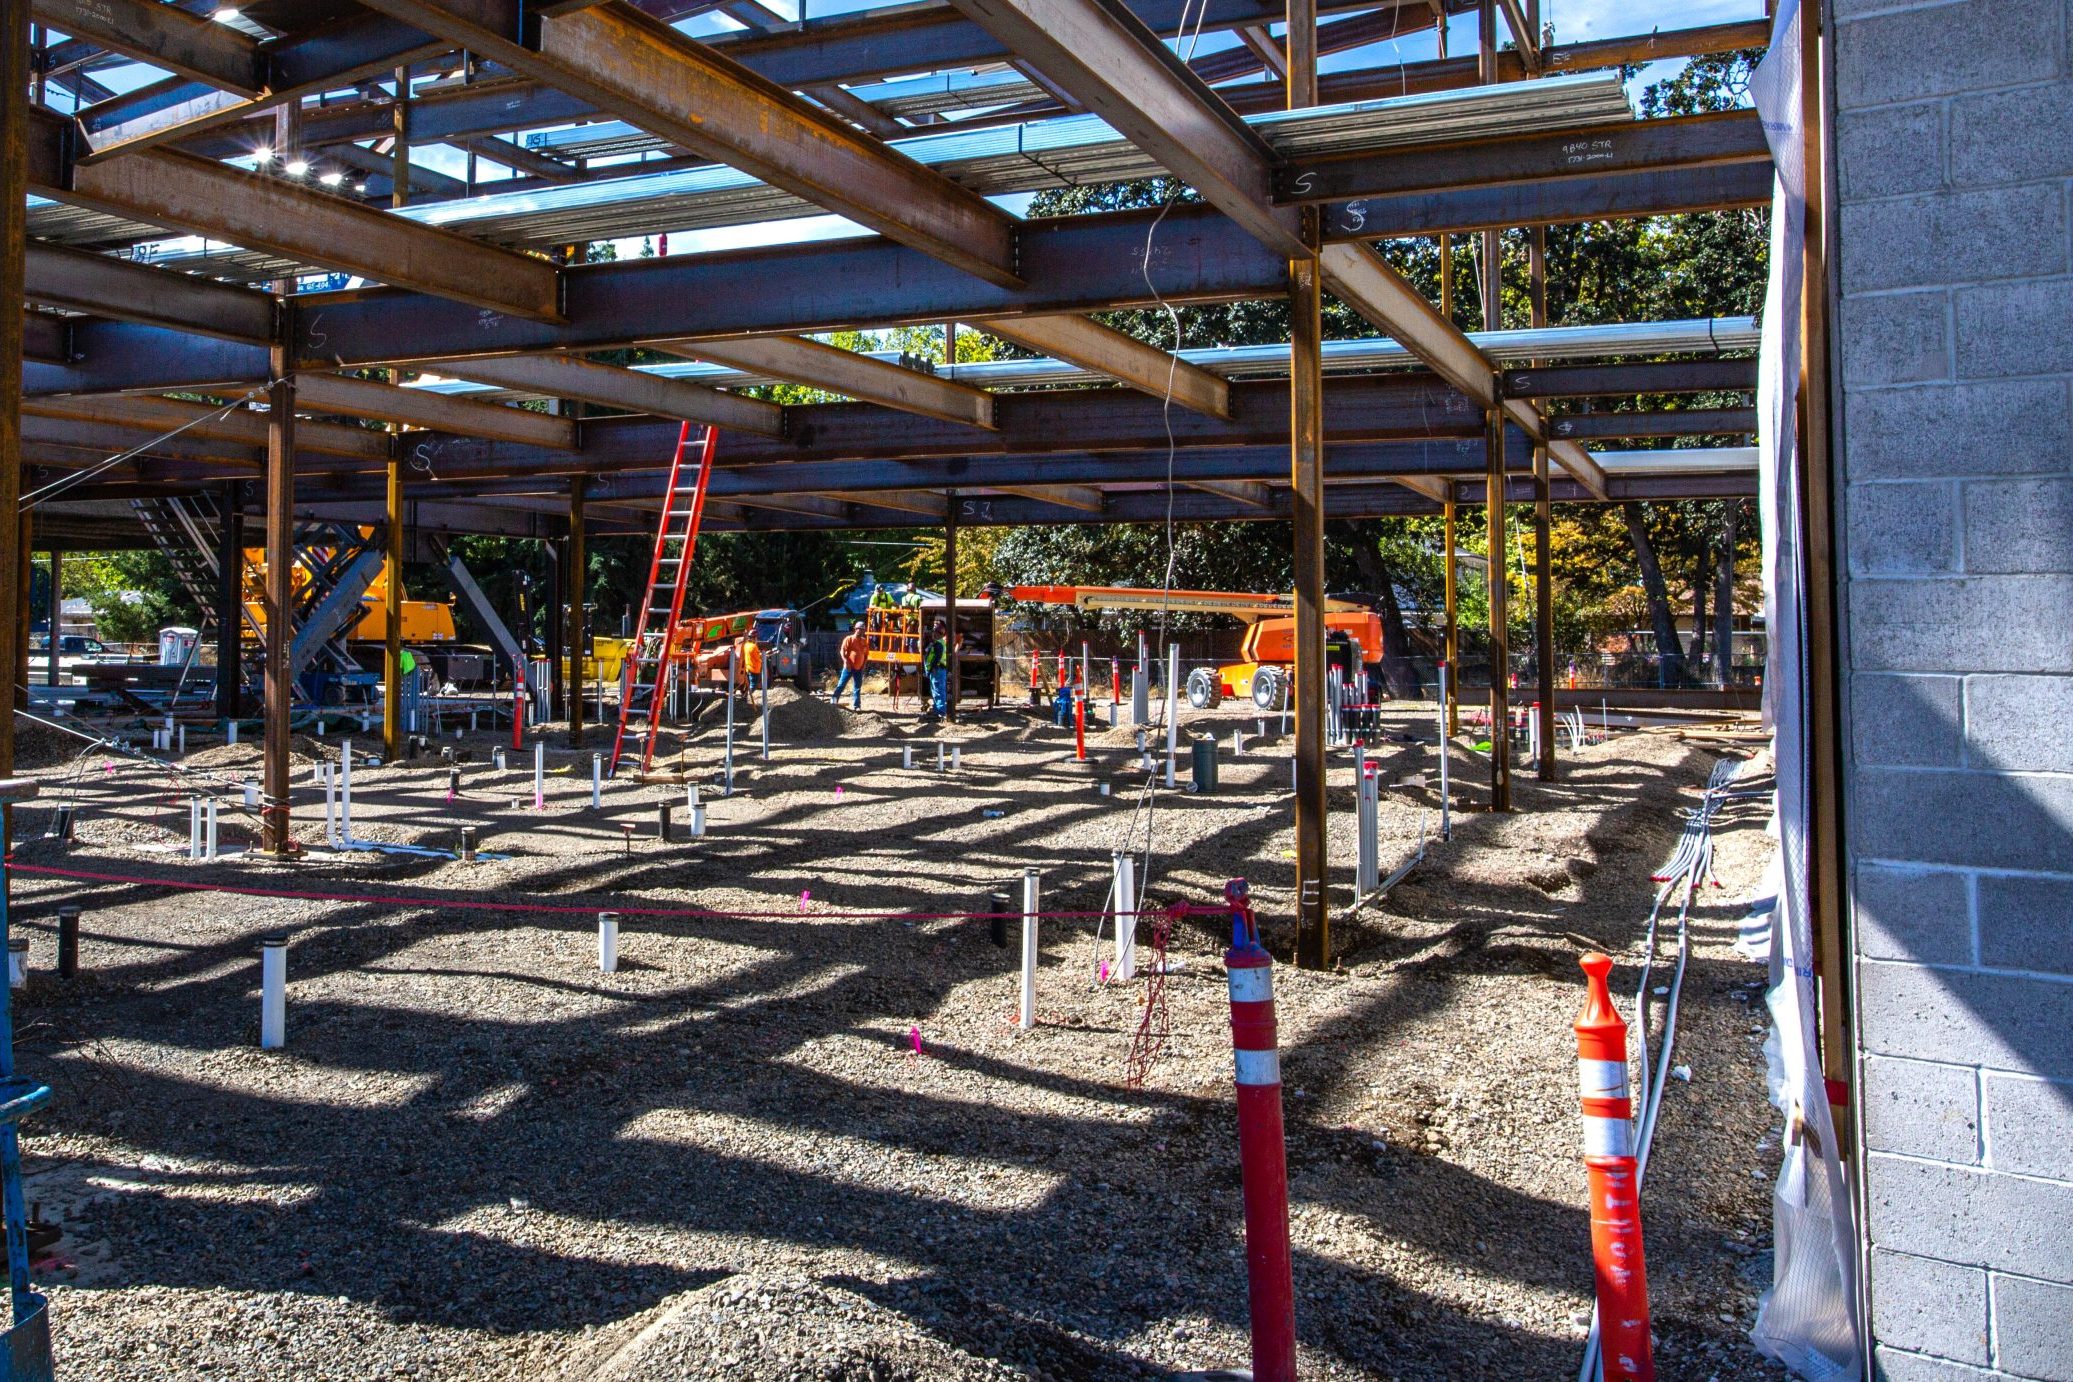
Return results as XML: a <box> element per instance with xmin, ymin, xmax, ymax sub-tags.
<box><xmin>44</xmin><ymin>549</ymin><xmax>60</xmax><ymax>687</ymax></box>
<box><xmin>944</xmin><ymin>493</ymin><xmax>960</xmax><ymax>721</ymax></box>
<box><xmin>263</xmin><ymin>321</ymin><xmax>296</xmax><ymax>855</ymax></box>
<box><xmin>1290</xmin><ymin>253</ymin><xmax>1328</xmax><ymax>969</ymax></box>
<box><xmin>566</xmin><ymin>479</ymin><xmax>586</xmax><ymax>744</ymax></box>
<box><xmin>1531</xmin><ymin>223</ymin><xmax>1555</xmax><ymax>783</ymax></box>
<box><xmin>383</xmin><ymin>453</ymin><xmax>404</xmax><ymax>761</ymax></box>
<box><xmin>216</xmin><ymin>480</ymin><xmax>243</xmax><ymax>719</ymax></box>
<box><xmin>0</xmin><ymin>0</ymin><xmax>26</xmax><ymax>783</ymax></box>
<box><xmin>1442</xmin><ymin>497</ymin><xmax>1458</xmax><ymax>738</ymax></box>
<box><xmin>1485</xmin><ymin>399</ymin><xmax>1510</xmax><ymax>813</ymax></box>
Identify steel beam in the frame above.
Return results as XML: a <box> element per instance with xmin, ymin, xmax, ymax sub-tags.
<box><xmin>1503</xmin><ymin>358</ymin><xmax>1757</xmax><ymax>398</ymax></box>
<box><xmin>431</xmin><ymin>354</ymin><xmax>784</xmax><ymax>435</ymax></box>
<box><xmin>26</xmin><ymin>240</ymin><xmax>274</xmax><ymax>344</ymax></box>
<box><xmin>23</xmin><ymin>392</ymin><xmax>392</xmax><ymax>460</ymax></box>
<box><xmin>353</xmin><ymin>0</ymin><xmax>1023</xmax><ymax>286</ymax></box>
<box><xmin>287</xmin><ymin>203</ymin><xmax>1280</xmax><ymax>368</ymax></box>
<box><xmin>657</xmin><ymin>335</ymin><xmax>995</xmax><ymax>427</ymax></box>
<box><xmin>974</xmin><ymin>313</ymin><xmax>1230</xmax><ymax>417</ymax></box>
<box><xmin>1545</xmin><ymin>407</ymin><xmax>1756</xmax><ymax>441</ymax></box>
<box><xmin>23</xmin><ymin>312</ymin><xmax>68</xmax><ymax>365</ymax></box>
<box><xmin>412</xmin><ymin>372</ymin><xmax>1482</xmax><ymax>475</ymax></box>
<box><xmin>815</xmin><ymin>489</ymin><xmax>947</xmax><ymax>517</ymax></box>
<box><xmin>946</xmin><ymin>0</ymin><xmax>1305</xmax><ymax>258</ymax></box>
<box><xmin>989</xmin><ymin>483</ymin><xmax>1103</xmax><ymax>512</ymax></box>
<box><xmin>31</xmin><ymin>0</ymin><xmax>265</xmax><ymax>95</ymax></box>
<box><xmin>1321</xmin><ymin>161</ymin><xmax>1773</xmax><ymax>241</ymax></box>
<box><xmin>31</xmin><ymin>110</ymin><xmax>562</xmax><ymax>320</ymax></box>
<box><xmin>294</xmin><ymin>371</ymin><xmax>578</xmax><ymax>448</ymax></box>
<box><xmin>1282</xmin><ymin>111</ymin><xmax>1770</xmax><ymax>204</ymax></box>
<box><xmin>69</xmin><ymin>12</ymin><xmax>446</xmax><ymax>160</ymax></box>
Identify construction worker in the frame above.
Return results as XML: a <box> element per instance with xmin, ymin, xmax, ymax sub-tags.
<box><xmin>834</xmin><ymin>621</ymin><xmax>869</xmax><ymax>710</ymax></box>
<box><xmin>870</xmin><ymin>584</ymin><xmax>896</xmax><ymax>610</ymax></box>
<box><xmin>921</xmin><ymin>620</ymin><xmax>949</xmax><ymax>719</ymax></box>
<box><xmin>741</xmin><ymin>632</ymin><xmax>765</xmax><ymax>691</ymax></box>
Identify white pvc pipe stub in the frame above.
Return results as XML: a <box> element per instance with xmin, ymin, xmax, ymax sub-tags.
<box><xmin>259</xmin><ymin>935</ymin><xmax>288</xmax><ymax>1049</ymax></box>
<box><xmin>598</xmin><ymin>912</ymin><xmax>620</xmax><ymax>974</ymax></box>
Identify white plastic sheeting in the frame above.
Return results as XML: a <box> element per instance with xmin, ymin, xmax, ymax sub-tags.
<box><xmin>1747</xmin><ymin>3</ymin><xmax>1864</xmax><ymax>1377</ymax></box>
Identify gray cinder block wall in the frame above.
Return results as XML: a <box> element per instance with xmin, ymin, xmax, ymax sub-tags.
<box><xmin>1833</xmin><ymin>0</ymin><xmax>2073</xmax><ymax>1377</ymax></box>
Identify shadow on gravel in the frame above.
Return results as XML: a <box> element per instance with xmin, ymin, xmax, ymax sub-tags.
<box><xmin>3</xmin><ymin>713</ymin><xmax>1781</xmax><ymax>1378</ymax></box>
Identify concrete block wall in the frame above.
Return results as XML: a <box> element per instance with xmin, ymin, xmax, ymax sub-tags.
<box><xmin>1833</xmin><ymin>1</ymin><xmax>2073</xmax><ymax>1378</ymax></box>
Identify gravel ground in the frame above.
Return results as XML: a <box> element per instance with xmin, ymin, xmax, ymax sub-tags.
<box><xmin>2</xmin><ymin>693</ymin><xmax>1788</xmax><ymax>1380</ymax></box>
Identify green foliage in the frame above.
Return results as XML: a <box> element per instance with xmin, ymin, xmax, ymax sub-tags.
<box><xmin>64</xmin><ymin>551</ymin><xmax>200</xmax><ymax>643</ymax></box>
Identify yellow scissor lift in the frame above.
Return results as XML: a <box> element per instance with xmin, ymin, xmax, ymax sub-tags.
<box><xmin>862</xmin><ymin>606</ymin><xmax>923</xmax><ymax>709</ymax></box>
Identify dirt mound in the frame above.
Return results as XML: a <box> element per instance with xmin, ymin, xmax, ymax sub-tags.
<box><xmin>183</xmin><ymin>734</ymin><xmax>331</xmax><ymax>771</ymax></box>
<box><xmin>752</xmin><ymin>686</ymin><xmax>894</xmax><ymax>742</ymax></box>
<box><xmin>579</xmin><ymin>1271</ymin><xmax>1016</xmax><ymax>1382</ymax></box>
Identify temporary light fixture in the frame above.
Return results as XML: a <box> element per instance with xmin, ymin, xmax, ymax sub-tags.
<box><xmin>284</xmin><ymin>157</ymin><xmax>310</xmax><ymax>177</ymax></box>
<box><xmin>211</xmin><ymin>6</ymin><xmax>241</xmax><ymax>19</ymax></box>
<box><xmin>252</xmin><ymin>146</ymin><xmax>273</xmax><ymax>162</ymax></box>
<box><xmin>318</xmin><ymin>170</ymin><xmax>344</xmax><ymax>186</ymax></box>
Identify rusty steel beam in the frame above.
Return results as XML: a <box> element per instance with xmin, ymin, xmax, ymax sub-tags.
<box><xmin>24</xmin><ymin>391</ymin><xmax>393</xmax><ymax>461</ymax></box>
<box><xmin>69</xmin><ymin>12</ymin><xmax>447</xmax><ymax>160</ymax></box>
<box><xmin>989</xmin><ymin>483</ymin><xmax>1104</xmax><ymax>512</ymax></box>
<box><xmin>1280</xmin><ymin>111</ymin><xmax>1770</xmax><ymax>205</ymax></box>
<box><xmin>29</xmin><ymin>110</ymin><xmax>562</xmax><ymax>320</ymax></box>
<box><xmin>946</xmin><ymin>0</ymin><xmax>1305</xmax><ymax>258</ymax></box>
<box><xmin>974</xmin><ymin>313</ymin><xmax>1230</xmax><ymax>417</ymax></box>
<box><xmin>1321</xmin><ymin>161</ymin><xmax>1774</xmax><ymax>241</ymax></box>
<box><xmin>657</xmin><ymin>335</ymin><xmax>996</xmax><ymax>428</ymax></box>
<box><xmin>294</xmin><ymin>371</ymin><xmax>578</xmax><ymax>448</ymax></box>
<box><xmin>351</xmin><ymin>0</ymin><xmax>1023</xmax><ymax>286</ymax></box>
<box><xmin>430</xmin><ymin>353</ymin><xmax>784</xmax><ymax>435</ymax></box>
<box><xmin>26</xmin><ymin>239</ymin><xmax>274</xmax><ymax>343</ymax></box>
<box><xmin>23</xmin><ymin>312</ymin><xmax>69</xmax><ymax>365</ymax></box>
<box><xmin>32</xmin><ymin>0</ymin><xmax>265</xmax><ymax>94</ymax></box>
<box><xmin>1503</xmin><ymin>357</ymin><xmax>1757</xmax><ymax>398</ymax></box>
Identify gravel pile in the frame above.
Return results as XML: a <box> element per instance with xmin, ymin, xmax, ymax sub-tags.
<box><xmin>750</xmin><ymin>687</ymin><xmax>895</xmax><ymax>743</ymax></box>
<box><xmin>569</xmin><ymin>1271</ymin><xmax>1021</xmax><ymax>1381</ymax></box>
<box><xmin>3</xmin><ymin>696</ymin><xmax>1790</xmax><ymax>1380</ymax></box>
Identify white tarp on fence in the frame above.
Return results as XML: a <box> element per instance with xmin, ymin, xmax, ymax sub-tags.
<box><xmin>1747</xmin><ymin>3</ymin><xmax>1864</xmax><ymax>1376</ymax></box>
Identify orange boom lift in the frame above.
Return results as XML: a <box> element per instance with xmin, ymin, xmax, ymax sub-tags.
<box><xmin>1000</xmin><ymin>585</ymin><xmax>1383</xmax><ymax>710</ymax></box>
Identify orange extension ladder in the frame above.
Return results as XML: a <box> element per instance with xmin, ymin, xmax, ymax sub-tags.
<box><xmin>608</xmin><ymin>422</ymin><xmax>718</xmax><ymax>778</ymax></box>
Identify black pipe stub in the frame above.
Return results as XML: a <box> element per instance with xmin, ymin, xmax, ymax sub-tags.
<box><xmin>56</xmin><ymin>907</ymin><xmax>79</xmax><ymax>980</ymax></box>
<box><xmin>987</xmin><ymin>892</ymin><xmax>1010</xmax><ymax>950</ymax></box>
<box><xmin>657</xmin><ymin>802</ymin><xmax>673</xmax><ymax>842</ymax></box>
<box><xmin>458</xmin><ymin>826</ymin><xmax>478</xmax><ymax>863</ymax></box>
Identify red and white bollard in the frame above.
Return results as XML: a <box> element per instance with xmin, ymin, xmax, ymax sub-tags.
<box><xmin>1577</xmin><ymin>952</ymin><xmax>1655</xmax><ymax>1382</ymax></box>
<box><xmin>1074</xmin><ymin>687</ymin><xmax>1087</xmax><ymax>761</ymax></box>
<box><xmin>1224</xmin><ymin>879</ymin><xmax>1296</xmax><ymax>1382</ymax></box>
<box><xmin>511</xmin><ymin>684</ymin><xmax>525</xmax><ymax>752</ymax></box>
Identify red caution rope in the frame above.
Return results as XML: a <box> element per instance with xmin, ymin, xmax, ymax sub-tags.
<box><xmin>5</xmin><ymin>860</ymin><xmax>1150</xmax><ymax>925</ymax></box>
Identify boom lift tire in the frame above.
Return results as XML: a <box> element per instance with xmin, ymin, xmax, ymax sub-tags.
<box><xmin>1251</xmin><ymin>665</ymin><xmax>1288</xmax><ymax>711</ymax></box>
<box><xmin>1186</xmin><ymin>666</ymin><xmax>1223</xmax><ymax>710</ymax></box>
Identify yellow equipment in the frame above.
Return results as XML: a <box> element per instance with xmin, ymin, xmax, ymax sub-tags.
<box><xmin>240</xmin><ymin>540</ymin><xmax>456</xmax><ymax>645</ymax></box>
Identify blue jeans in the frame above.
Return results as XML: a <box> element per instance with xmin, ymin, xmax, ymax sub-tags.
<box><xmin>928</xmin><ymin>667</ymin><xmax>948</xmax><ymax>714</ymax></box>
<box><xmin>833</xmin><ymin>666</ymin><xmax>864</xmax><ymax>707</ymax></box>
